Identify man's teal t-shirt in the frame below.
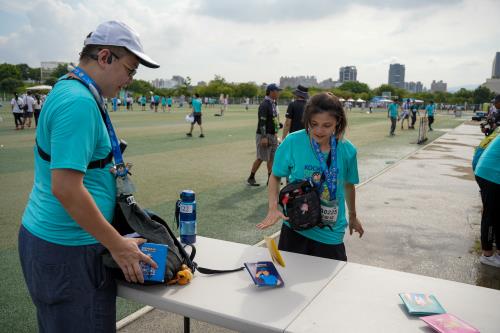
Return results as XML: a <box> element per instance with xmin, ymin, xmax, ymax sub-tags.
<box><xmin>192</xmin><ymin>98</ymin><xmax>202</xmax><ymax>113</ymax></box>
<box><xmin>272</xmin><ymin>130</ymin><xmax>359</xmax><ymax>245</ymax></box>
<box><xmin>22</xmin><ymin>79</ymin><xmax>116</xmax><ymax>246</ymax></box>
<box><xmin>161</xmin><ymin>97</ymin><xmax>167</xmax><ymax>106</ymax></box>
<box><xmin>426</xmin><ymin>104</ymin><xmax>435</xmax><ymax>116</ymax></box>
<box><xmin>388</xmin><ymin>103</ymin><xmax>398</xmax><ymax>118</ymax></box>
<box><xmin>475</xmin><ymin>135</ymin><xmax>500</xmax><ymax>184</ymax></box>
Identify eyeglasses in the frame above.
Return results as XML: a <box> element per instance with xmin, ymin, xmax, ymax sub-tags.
<box><xmin>86</xmin><ymin>49</ymin><xmax>137</xmax><ymax>78</ymax></box>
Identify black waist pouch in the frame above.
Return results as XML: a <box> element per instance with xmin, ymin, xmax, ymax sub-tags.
<box><xmin>278</xmin><ymin>180</ymin><xmax>321</xmax><ymax>231</ymax></box>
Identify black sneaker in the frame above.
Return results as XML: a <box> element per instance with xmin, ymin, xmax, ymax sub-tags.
<box><xmin>186</xmin><ymin>133</ymin><xmax>192</xmax><ymax>137</ymax></box>
<box><xmin>199</xmin><ymin>134</ymin><xmax>205</xmax><ymax>138</ymax></box>
<box><xmin>247</xmin><ymin>177</ymin><xmax>260</xmax><ymax>186</ymax></box>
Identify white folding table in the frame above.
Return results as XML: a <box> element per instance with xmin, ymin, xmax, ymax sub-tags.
<box><xmin>285</xmin><ymin>262</ymin><xmax>500</xmax><ymax>333</ymax></box>
<box><xmin>118</xmin><ymin>236</ymin><xmax>346</xmax><ymax>333</ymax></box>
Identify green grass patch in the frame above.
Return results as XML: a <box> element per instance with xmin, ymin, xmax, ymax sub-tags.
<box><xmin>0</xmin><ymin>102</ymin><xmax>465</xmax><ymax>330</ymax></box>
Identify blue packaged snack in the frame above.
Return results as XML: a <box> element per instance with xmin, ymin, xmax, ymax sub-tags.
<box><xmin>139</xmin><ymin>243</ymin><xmax>168</xmax><ymax>283</ymax></box>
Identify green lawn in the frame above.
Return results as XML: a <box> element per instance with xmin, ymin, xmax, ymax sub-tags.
<box><xmin>0</xmin><ymin>102</ymin><xmax>465</xmax><ymax>332</ymax></box>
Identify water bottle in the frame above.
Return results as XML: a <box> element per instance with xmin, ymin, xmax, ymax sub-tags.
<box><xmin>176</xmin><ymin>190</ymin><xmax>197</xmax><ymax>244</ymax></box>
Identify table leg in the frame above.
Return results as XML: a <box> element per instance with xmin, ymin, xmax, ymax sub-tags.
<box><xmin>184</xmin><ymin>316</ymin><xmax>190</xmax><ymax>333</ymax></box>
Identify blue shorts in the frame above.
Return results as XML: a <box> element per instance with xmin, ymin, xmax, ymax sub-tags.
<box><xmin>18</xmin><ymin>225</ymin><xmax>116</xmax><ymax>332</ymax></box>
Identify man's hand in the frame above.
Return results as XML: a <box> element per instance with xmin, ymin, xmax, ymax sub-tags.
<box><xmin>109</xmin><ymin>237</ymin><xmax>158</xmax><ymax>284</ymax></box>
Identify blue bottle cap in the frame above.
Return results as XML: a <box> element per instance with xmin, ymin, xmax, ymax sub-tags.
<box><xmin>180</xmin><ymin>190</ymin><xmax>195</xmax><ymax>202</ymax></box>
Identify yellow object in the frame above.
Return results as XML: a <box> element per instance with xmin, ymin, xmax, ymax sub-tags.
<box><xmin>265</xmin><ymin>236</ymin><xmax>286</xmax><ymax>267</ymax></box>
<box><xmin>167</xmin><ymin>264</ymin><xmax>193</xmax><ymax>286</ymax></box>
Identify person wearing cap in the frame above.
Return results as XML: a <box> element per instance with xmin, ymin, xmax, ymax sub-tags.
<box><xmin>282</xmin><ymin>85</ymin><xmax>309</xmax><ymax>141</ymax></box>
<box><xmin>247</xmin><ymin>83</ymin><xmax>282</xmax><ymax>186</ymax></box>
<box><xmin>18</xmin><ymin>21</ymin><xmax>159</xmax><ymax>332</ymax></box>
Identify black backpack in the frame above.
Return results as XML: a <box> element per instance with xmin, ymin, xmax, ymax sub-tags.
<box><xmin>102</xmin><ymin>193</ymin><xmax>196</xmax><ymax>284</ymax></box>
<box><xmin>102</xmin><ymin>193</ymin><xmax>244</xmax><ymax>285</ymax></box>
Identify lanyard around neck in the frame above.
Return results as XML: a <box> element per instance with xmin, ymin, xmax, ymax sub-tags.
<box><xmin>311</xmin><ymin>136</ymin><xmax>338</xmax><ymax>200</ymax></box>
<box><xmin>69</xmin><ymin>67</ymin><xmax>125</xmax><ymax>169</ymax></box>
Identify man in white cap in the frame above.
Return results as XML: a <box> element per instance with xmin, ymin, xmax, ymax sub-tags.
<box><xmin>18</xmin><ymin>21</ymin><xmax>159</xmax><ymax>332</ymax></box>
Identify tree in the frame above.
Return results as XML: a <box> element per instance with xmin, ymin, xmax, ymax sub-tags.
<box><xmin>473</xmin><ymin>86</ymin><xmax>494</xmax><ymax>104</ymax></box>
<box><xmin>0</xmin><ymin>63</ymin><xmax>22</xmax><ymax>82</ymax></box>
<box><xmin>16</xmin><ymin>64</ymin><xmax>31</xmax><ymax>80</ymax></box>
<box><xmin>372</xmin><ymin>84</ymin><xmax>396</xmax><ymax>97</ymax></box>
<box><xmin>127</xmin><ymin>79</ymin><xmax>155</xmax><ymax>95</ymax></box>
<box><xmin>44</xmin><ymin>77</ymin><xmax>57</xmax><ymax>86</ymax></box>
<box><xmin>234</xmin><ymin>82</ymin><xmax>259</xmax><ymax>98</ymax></box>
<box><xmin>338</xmin><ymin>81</ymin><xmax>370</xmax><ymax>94</ymax></box>
<box><xmin>51</xmin><ymin>63</ymin><xmax>70</xmax><ymax>79</ymax></box>
<box><xmin>0</xmin><ymin>78</ymin><xmax>24</xmax><ymax>93</ymax></box>
<box><xmin>29</xmin><ymin>67</ymin><xmax>41</xmax><ymax>82</ymax></box>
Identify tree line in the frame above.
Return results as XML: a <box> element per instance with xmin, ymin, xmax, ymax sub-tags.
<box><xmin>1</xmin><ymin>62</ymin><xmax>495</xmax><ymax>105</ymax></box>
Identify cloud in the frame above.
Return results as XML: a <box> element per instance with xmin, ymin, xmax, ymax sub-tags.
<box><xmin>0</xmin><ymin>0</ymin><xmax>498</xmax><ymax>89</ymax></box>
<box><xmin>193</xmin><ymin>0</ymin><xmax>463</xmax><ymax>23</ymax></box>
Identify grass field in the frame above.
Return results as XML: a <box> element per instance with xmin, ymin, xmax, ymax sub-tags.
<box><xmin>0</xmin><ymin>102</ymin><xmax>466</xmax><ymax>332</ymax></box>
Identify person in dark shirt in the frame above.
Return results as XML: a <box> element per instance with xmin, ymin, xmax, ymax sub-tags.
<box><xmin>247</xmin><ymin>83</ymin><xmax>282</xmax><ymax>186</ymax></box>
<box><xmin>282</xmin><ymin>85</ymin><xmax>309</xmax><ymax>141</ymax></box>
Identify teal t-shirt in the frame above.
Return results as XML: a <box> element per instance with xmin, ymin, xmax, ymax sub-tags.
<box><xmin>161</xmin><ymin>97</ymin><xmax>167</xmax><ymax>106</ymax></box>
<box><xmin>272</xmin><ymin>130</ymin><xmax>359</xmax><ymax>245</ymax></box>
<box><xmin>475</xmin><ymin>135</ymin><xmax>500</xmax><ymax>184</ymax></box>
<box><xmin>192</xmin><ymin>98</ymin><xmax>202</xmax><ymax>113</ymax></box>
<box><xmin>167</xmin><ymin>97</ymin><xmax>172</xmax><ymax>105</ymax></box>
<box><xmin>22</xmin><ymin>79</ymin><xmax>116</xmax><ymax>246</ymax></box>
<box><xmin>426</xmin><ymin>104</ymin><xmax>435</xmax><ymax>116</ymax></box>
<box><xmin>388</xmin><ymin>103</ymin><xmax>399</xmax><ymax>118</ymax></box>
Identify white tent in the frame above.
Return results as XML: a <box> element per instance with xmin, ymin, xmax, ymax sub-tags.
<box><xmin>26</xmin><ymin>85</ymin><xmax>52</xmax><ymax>91</ymax></box>
<box><xmin>338</xmin><ymin>98</ymin><xmax>345</xmax><ymax>102</ymax></box>
<box><xmin>414</xmin><ymin>99</ymin><xmax>424</xmax><ymax>103</ymax></box>
<box><xmin>379</xmin><ymin>98</ymin><xmax>393</xmax><ymax>103</ymax></box>
<box><xmin>347</xmin><ymin>98</ymin><xmax>355</xmax><ymax>102</ymax></box>
<box><xmin>356</xmin><ymin>98</ymin><xmax>365</xmax><ymax>102</ymax></box>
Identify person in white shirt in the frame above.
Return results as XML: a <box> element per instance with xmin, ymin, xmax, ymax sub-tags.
<box><xmin>11</xmin><ymin>92</ymin><xmax>24</xmax><ymax>130</ymax></box>
<box><xmin>33</xmin><ymin>94</ymin><xmax>42</xmax><ymax>127</ymax></box>
<box><xmin>23</xmin><ymin>91</ymin><xmax>36</xmax><ymax>128</ymax></box>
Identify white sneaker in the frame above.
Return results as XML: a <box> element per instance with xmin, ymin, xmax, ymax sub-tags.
<box><xmin>479</xmin><ymin>254</ymin><xmax>500</xmax><ymax>268</ymax></box>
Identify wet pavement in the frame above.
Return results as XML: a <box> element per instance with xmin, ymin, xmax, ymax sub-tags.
<box><xmin>118</xmin><ymin>123</ymin><xmax>499</xmax><ymax>332</ymax></box>
<box><xmin>345</xmin><ymin>123</ymin><xmax>500</xmax><ymax>289</ymax></box>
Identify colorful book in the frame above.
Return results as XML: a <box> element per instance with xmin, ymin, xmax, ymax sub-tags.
<box><xmin>139</xmin><ymin>243</ymin><xmax>168</xmax><ymax>283</ymax></box>
<box><xmin>421</xmin><ymin>313</ymin><xmax>480</xmax><ymax>333</ymax></box>
<box><xmin>399</xmin><ymin>293</ymin><xmax>446</xmax><ymax>316</ymax></box>
<box><xmin>265</xmin><ymin>236</ymin><xmax>286</xmax><ymax>267</ymax></box>
<box><xmin>244</xmin><ymin>261</ymin><xmax>284</xmax><ymax>287</ymax></box>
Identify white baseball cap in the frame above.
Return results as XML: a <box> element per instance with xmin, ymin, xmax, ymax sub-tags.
<box><xmin>84</xmin><ymin>20</ymin><xmax>159</xmax><ymax>68</ymax></box>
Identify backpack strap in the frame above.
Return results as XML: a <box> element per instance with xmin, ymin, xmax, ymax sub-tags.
<box><xmin>35</xmin><ymin>77</ymin><xmax>114</xmax><ymax>170</ymax></box>
<box><xmin>145</xmin><ymin>209</ymin><xmax>245</xmax><ymax>275</ymax></box>
<box><xmin>36</xmin><ymin>139</ymin><xmax>113</xmax><ymax>169</ymax></box>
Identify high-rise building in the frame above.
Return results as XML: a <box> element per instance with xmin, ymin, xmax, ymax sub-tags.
<box><xmin>338</xmin><ymin>66</ymin><xmax>357</xmax><ymax>82</ymax></box>
<box><xmin>404</xmin><ymin>81</ymin><xmax>424</xmax><ymax>93</ymax></box>
<box><xmin>492</xmin><ymin>52</ymin><xmax>500</xmax><ymax>79</ymax></box>
<box><xmin>388</xmin><ymin>63</ymin><xmax>405</xmax><ymax>89</ymax></box>
<box><xmin>430</xmin><ymin>80</ymin><xmax>447</xmax><ymax>93</ymax></box>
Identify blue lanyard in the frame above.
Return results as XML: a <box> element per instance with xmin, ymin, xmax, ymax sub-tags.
<box><xmin>311</xmin><ymin>136</ymin><xmax>338</xmax><ymax>200</ymax></box>
<box><xmin>70</xmin><ymin>67</ymin><xmax>126</xmax><ymax>171</ymax></box>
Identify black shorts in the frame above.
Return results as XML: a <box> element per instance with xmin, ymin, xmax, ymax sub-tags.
<box><xmin>192</xmin><ymin>113</ymin><xmax>202</xmax><ymax>125</ymax></box>
<box><xmin>24</xmin><ymin>111</ymin><xmax>33</xmax><ymax>118</ymax></box>
<box><xmin>278</xmin><ymin>224</ymin><xmax>347</xmax><ymax>261</ymax></box>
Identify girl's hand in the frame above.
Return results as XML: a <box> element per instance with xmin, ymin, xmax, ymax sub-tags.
<box><xmin>257</xmin><ymin>208</ymin><xmax>288</xmax><ymax>229</ymax></box>
<box><xmin>349</xmin><ymin>216</ymin><xmax>364</xmax><ymax>238</ymax></box>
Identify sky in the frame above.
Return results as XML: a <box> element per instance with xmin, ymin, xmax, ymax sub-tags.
<box><xmin>0</xmin><ymin>0</ymin><xmax>499</xmax><ymax>90</ymax></box>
